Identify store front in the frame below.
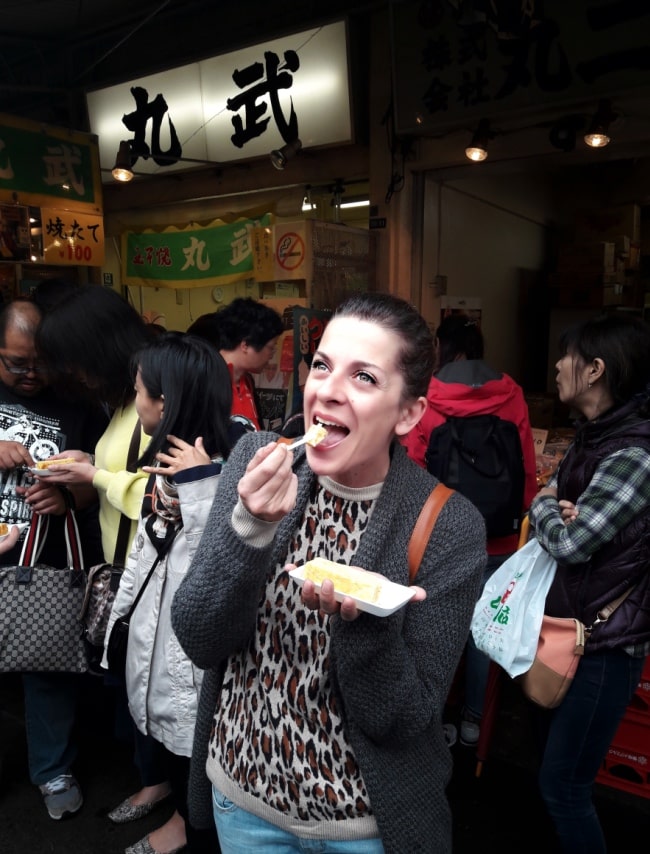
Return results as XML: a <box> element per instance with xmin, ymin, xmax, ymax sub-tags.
<box><xmin>0</xmin><ymin>113</ymin><xmax>105</xmax><ymax>301</ymax></box>
<box><xmin>89</xmin><ymin>18</ymin><xmax>375</xmax><ymax>334</ymax></box>
<box><xmin>362</xmin><ymin>0</ymin><xmax>650</xmax><ymax>415</ymax></box>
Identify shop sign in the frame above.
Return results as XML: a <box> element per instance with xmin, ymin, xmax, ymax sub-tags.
<box><xmin>252</xmin><ymin>227</ymin><xmax>274</xmax><ymax>281</ymax></box>
<box><xmin>291</xmin><ymin>306</ymin><xmax>331</xmax><ymax>416</ymax></box>
<box><xmin>87</xmin><ymin>20</ymin><xmax>351</xmax><ymax>179</ymax></box>
<box><xmin>123</xmin><ymin>214</ymin><xmax>271</xmax><ymax>288</ymax></box>
<box><xmin>0</xmin><ymin>113</ymin><xmax>102</xmax><ymax>212</ymax></box>
<box><xmin>391</xmin><ymin>1</ymin><xmax>650</xmax><ymax>135</ymax></box>
<box><xmin>41</xmin><ymin>208</ymin><xmax>105</xmax><ymax>267</ymax></box>
<box><xmin>253</xmin><ymin>222</ymin><xmax>310</xmax><ymax>282</ymax></box>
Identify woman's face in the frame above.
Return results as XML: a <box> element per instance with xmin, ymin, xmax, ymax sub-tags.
<box><xmin>134</xmin><ymin>367</ymin><xmax>164</xmax><ymax>436</ymax></box>
<box><xmin>555</xmin><ymin>350</ymin><xmax>591</xmax><ymax>410</ymax></box>
<box><xmin>302</xmin><ymin>316</ymin><xmax>423</xmax><ymax>488</ymax></box>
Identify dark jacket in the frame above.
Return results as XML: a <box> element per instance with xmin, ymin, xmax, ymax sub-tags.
<box><xmin>545</xmin><ymin>400</ymin><xmax>650</xmax><ymax>652</ymax></box>
<box><xmin>402</xmin><ymin>360</ymin><xmax>537</xmax><ymax>555</ymax></box>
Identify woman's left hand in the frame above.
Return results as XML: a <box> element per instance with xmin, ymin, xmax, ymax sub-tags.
<box><xmin>145</xmin><ymin>434</ymin><xmax>211</xmax><ymax>476</ymax></box>
<box><xmin>290</xmin><ymin>563</ymin><xmax>426</xmax><ymax>622</ymax></box>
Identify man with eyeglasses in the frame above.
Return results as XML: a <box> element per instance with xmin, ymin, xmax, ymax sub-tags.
<box><xmin>0</xmin><ymin>298</ymin><xmax>107</xmax><ymax>821</ymax></box>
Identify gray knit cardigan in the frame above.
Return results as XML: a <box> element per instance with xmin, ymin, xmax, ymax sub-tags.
<box><xmin>171</xmin><ymin>432</ymin><xmax>486</xmax><ymax>853</ymax></box>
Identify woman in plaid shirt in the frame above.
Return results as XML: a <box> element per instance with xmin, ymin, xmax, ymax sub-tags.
<box><xmin>529</xmin><ymin>314</ymin><xmax>650</xmax><ymax>854</ymax></box>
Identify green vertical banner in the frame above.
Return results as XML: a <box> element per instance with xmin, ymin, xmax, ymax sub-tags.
<box><xmin>123</xmin><ymin>214</ymin><xmax>272</xmax><ymax>288</ymax></box>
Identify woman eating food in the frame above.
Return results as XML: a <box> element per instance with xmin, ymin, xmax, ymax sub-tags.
<box><xmin>172</xmin><ymin>292</ymin><xmax>487</xmax><ymax>853</ymax></box>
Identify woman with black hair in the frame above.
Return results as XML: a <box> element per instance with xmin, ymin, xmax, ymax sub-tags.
<box><xmin>528</xmin><ymin>314</ymin><xmax>650</xmax><ymax>853</ymax></box>
<box><xmin>103</xmin><ymin>332</ymin><xmax>231</xmax><ymax>854</ymax></box>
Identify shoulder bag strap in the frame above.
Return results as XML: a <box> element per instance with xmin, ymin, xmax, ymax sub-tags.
<box><xmin>20</xmin><ymin>513</ymin><xmax>47</xmax><ymax>566</ymax></box>
<box><xmin>64</xmin><ymin>508</ymin><xmax>84</xmax><ymax>570</ymax></box>
<box><xmin>408</xmin><ymin>483</ymin><xmax>455</xmax><ymax>583</ymax></box>
<box><xmin>587</xmin><ymin>585</ymin><xmax>636</xmax><ymax>634</ymax></box>
<box><xmin>122</xmin><ymin>524</ymin><xmax>182</xmax><ymax>622</ymax></box>
<box><xmin>113</xmin><ymin>422</ymin><xmax>142</xmax><ymax>566</ymax></box>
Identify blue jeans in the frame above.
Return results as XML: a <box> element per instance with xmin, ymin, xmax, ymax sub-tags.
<box><xmin>464</xmin><ymin>553</ymin><xmax>510</xmax><ymax>719</ymax></box>
<box><xmin>22</xmin><ymin>672</ymin><xmax>80</xmax><ymax>785</ymax></box>
<box><xmin>535</xmin><ymin>648</ymin><xmax>645</xmax><ymax>854</ymax></box>
<box><xmin>212</xmin><ymin>787</ymin><xmax>385</xmax><ymax>853</ymax></box>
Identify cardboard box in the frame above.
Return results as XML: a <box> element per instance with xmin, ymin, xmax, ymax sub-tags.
<box><xmin>556</xmin><ymin>241</ymin><xmax>615</xmax><ymax>274</ymax></box>
<box><xmin>575</xmin><ymin>204</ymin><xmax>641</xmax><ymax>245</ymax></box>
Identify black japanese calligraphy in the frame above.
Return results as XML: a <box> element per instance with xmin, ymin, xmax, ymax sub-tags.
<box><xmin>227</xmin><ymin>50</ymin><xmax>300</xmax><ymax>148</ymax></box>
<box><xmin>122</xmin><ymin>86</ymin><xmax>182</xmax><ymax>166</ymax></box>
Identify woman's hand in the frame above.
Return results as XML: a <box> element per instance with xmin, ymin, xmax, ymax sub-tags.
<box><xmin>34</xmin><ymin>450</ymin><xmax>96</xmax><ymax>485</ymax></box>
<box><xmin>0</xmin><ymin>525</ymin><xmax>21</xmax><ymax>553</ymax></box>
<box><xmin>145</xmin><ymin>435</ymin><xmax>211</xmax><ymax>476</ymax></box>
<box><xmin>238</xmin><ymin>442</ymin><xmax>297</xmax><ymax>522</ymax></box>
<box><xmin>291</xmin><ymin>564</ymin><xmax>427</xmax><ymax>622</ymax></box>
<box><xmin>559</xmin><ymin>499</ymin><xmax>578</xmax><ymax>524</ymax></box>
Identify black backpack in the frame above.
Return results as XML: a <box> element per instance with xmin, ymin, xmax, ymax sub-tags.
<box><xmin>425</xmin><ymin>414</ymin><xmax>525</xmax><ymax>538</ymax></box>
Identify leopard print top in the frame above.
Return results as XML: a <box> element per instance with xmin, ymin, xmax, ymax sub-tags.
<box><xmin>207</xmin><ymin>478</ymin><xmax>381</xmax><ymax>834</ymax></box>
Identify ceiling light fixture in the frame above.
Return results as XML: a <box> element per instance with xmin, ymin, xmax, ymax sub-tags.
<box><xmin>111</xmin><ymin>139</ymin><xmax>222</xmax><ymax>182</ymax></box>
<box><xmin>301</xmin><ymin>185</ymin><xmax>316</xmax><ymax>212</ymax></box>
<box><xmin>465</xmin><ymin>118</ymin><xmax>492</xmax><ymax>162</ymax></box>
<box><xmin>111</xmin><ymin>140</ymin><xmax>137</xmax><ymax>182</ymax></box>
<box><xmin>584</xmin><ymin>99</ymin><xmax>617</xmax><ymax>148</ymax></box>
<box><xmin>340</xmin><ymin>197</ymin><xmax>370</xmax><ymax>210</ymax></box>
<box><xmin>270</xmin><ymin>137</ymin><xmax>302</xmax><ymax>170</ymax></box>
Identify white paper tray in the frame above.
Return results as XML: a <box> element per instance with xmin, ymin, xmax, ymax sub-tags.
<box><xmin>289</xmin><ymin>565</ymin><xmax>416</xmax><ymax>617</ymax></box>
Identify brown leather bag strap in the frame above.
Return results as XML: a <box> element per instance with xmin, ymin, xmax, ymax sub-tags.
<box><xmin>408</xmin><ymin>483</ymin><xmax>455</xmax><ymax>583</ymax></box>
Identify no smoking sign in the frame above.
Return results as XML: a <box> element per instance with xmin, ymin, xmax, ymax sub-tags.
<box><xmin>276</xmin><ymin>231</ymin><xmax>305</xmax><ymax>272</ymax></box>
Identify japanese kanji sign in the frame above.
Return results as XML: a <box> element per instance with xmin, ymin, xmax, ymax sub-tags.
<box><xmin>123</xmin><ymin>214</ymin><xmax>272</xmax><ymax>288</ymax></box>
<box><xmin>41</xmin><ymin>208</ymin><xmax>105</xmax><ymax>267</ymax></box>
<box><xmin>0</xmin><ymin>112</ymin><xmax>102</xmax><ymax>212</ymax></box>
<box><xmin>391</xmin><ymin>1</ymin><xmax>650</xmax><ymax>135</ymax></box>
<box><xmin>87</xmin><ymin>21</ymin><xmax>351</xmax><ymax>179</ymax></box>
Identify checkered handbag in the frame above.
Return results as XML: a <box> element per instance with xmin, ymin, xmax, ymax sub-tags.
<box><xmin>0</xmin><ymin>510</ymin><xmax>88</xmax><ymax>673</ymax></box>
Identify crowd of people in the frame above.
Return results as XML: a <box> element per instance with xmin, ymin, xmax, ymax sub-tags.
<box><xmin>0</xmin><ymin>285</ymin><xmax>648</xmax><ymax>854</ymax></box>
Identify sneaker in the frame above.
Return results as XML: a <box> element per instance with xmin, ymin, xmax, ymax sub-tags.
<box><xmin>460</xmin><ymin>719</ymin><xmax>480</xmax><ymax>747</ymax></box>
<box><xmin>443</xmin><ymin>723</ymin><xmax>457</xmax><ymax>748</ymax></box>
<box><xmin>39</xmin><ymin>773</ymin><xmax>83</xmax><ymax>820</ymax></box>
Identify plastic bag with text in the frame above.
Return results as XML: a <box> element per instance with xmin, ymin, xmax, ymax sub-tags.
<box><xmin>470</xmin><ymin>538</ymin><xmax>557</xmax><ymax>678</ymax></box>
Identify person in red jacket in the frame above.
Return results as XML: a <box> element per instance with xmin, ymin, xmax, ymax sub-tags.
<box><xmin>403</xmin><ymin>314</ymin><xmax>537</xmax><ymax>746</ymax></box>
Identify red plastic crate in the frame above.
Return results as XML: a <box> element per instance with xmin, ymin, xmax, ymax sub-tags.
<box><xmin>596</xmin><ymin>713</ymin><xmax>650</xmax><ymax>799</ymax></box>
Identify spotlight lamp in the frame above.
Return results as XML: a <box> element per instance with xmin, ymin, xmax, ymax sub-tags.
<box><xmin>584</xmin><ymin>99</ymin><xmax>617</xmax><ymax>148</ymax></box>
<box><xmin>270</xmin><ymin>137</ymin><xmax>303</xmax><ymax>170</ymax></box>
<box><xmin>465</xmin><ymin>118</ymin><xmax>492</xmax><ymax>162</ymax></box>
<box><xmin>112</xmin><ymin>140</ymin><xmax>136</xmax><ymax>182</ymax></box>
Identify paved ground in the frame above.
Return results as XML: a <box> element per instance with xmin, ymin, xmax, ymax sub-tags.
<box><xmin>0</xmin><ymin>671</ymin><xmax>648</xmax><ymax>853</ymax></box>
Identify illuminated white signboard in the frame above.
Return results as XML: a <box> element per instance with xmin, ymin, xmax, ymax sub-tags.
<box><xmin>87</xmin><ymin>20</ymin><xmax>352</xmax><ymax>179</ymax></box>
